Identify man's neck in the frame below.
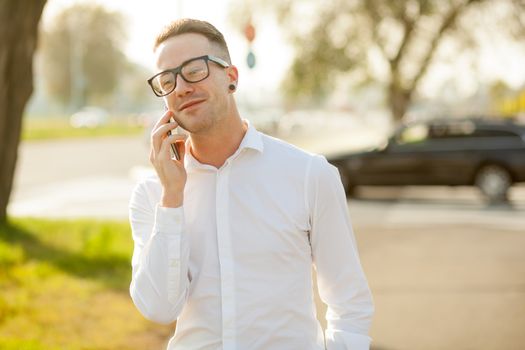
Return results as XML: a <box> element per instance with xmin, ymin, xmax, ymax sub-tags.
<box><xmin>189</xmin><ymin>116</ymin><xmax>248</xmax><ymax>169</ymax></box>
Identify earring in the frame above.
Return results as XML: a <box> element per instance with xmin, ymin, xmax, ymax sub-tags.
<box><xmin>229</xmin><ymin>84</ymin><xmax>236</xmax><ymax>91</ymax></box>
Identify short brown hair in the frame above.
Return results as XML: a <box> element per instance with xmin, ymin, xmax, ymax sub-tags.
<box><xmin>154</xmin><ymin>18</ymin><xmax>231</xmax><ymax>63</ymax></box>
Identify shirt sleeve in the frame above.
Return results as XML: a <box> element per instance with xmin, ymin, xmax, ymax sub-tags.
<box><xmin>307</xmin><ymin>155</ymin><xmax>374</xmax><ymax>350</ymax></box>
<box><xmin>128</xmin><ymin>179</ymin><xmax>190</xmax><ymax>324</ymax></box>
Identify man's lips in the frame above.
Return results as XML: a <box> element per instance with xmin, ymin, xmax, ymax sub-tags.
<box><xmin>179</xmin><ymin>99</ymin><xmax>206</xmax><ymax>111</ymax></box>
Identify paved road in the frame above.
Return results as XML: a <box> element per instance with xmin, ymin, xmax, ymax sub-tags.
<box><xmin>9</xmin><ymin>133</ymin><xmax>525</xmax><ymax>225</ymax></box>
<box><xmin>8</xmin><ymin>133</ymin><xmax>525</xmax><ymax>350</ymax></box>
<box><xmin>9</xmin><ymin>126</ymin><xmax>385</xmax><ymax>218</ymax></box>
<box><xmin>354</xmin><ymin>219</ymin><xmax>525</xmax><ymax>350</ymax></box>
<box><xmin>9</xmin><ymin>136</ymin><xmax>150</xmax><ymax>218</ymax></box>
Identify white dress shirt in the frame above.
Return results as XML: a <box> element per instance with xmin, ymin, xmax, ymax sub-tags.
<box><xmin>129</xmin><ymin>122</ymin><xmax>374</xmax><ymax>350</ymax></box>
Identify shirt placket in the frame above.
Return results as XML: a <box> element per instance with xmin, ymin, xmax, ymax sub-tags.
<box><xmin>216</xmin><ymin>161</ymin><xmax>236</xmax><ymax>349</ymax></box>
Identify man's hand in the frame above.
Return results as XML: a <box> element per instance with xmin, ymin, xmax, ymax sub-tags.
<box><xmin>149</xmin><ymin>110</ymin><xmax>187</xmax><ymax>208</ymax></box>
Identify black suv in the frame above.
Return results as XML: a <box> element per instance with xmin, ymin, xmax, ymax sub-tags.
<box><xmin>328</xmin><ymin>118</ymin><xmax>525</xmax><ymax>203</ymax></box>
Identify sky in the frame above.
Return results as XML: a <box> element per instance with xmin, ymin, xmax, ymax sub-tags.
<box><xmin>41</xmin><ymin>0</ymin><xmax>293</xmax><ymax>106</ymax></box>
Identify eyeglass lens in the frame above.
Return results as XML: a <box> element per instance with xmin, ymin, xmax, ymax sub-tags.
<box><xmin>151</xmin><ymin>58</ymin><xmax>209</xmax><ymax>96</ymax></box>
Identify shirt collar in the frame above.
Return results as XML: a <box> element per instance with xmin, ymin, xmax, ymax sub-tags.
<box><xmin>238</xmin><ymin>119</ymin><xmax>264</xmax><ymax>154</ymax></box>
<box><xmin>184</xmin><ymin>119</ymin><xmax>264</xmax><ymax>170</ymax></box>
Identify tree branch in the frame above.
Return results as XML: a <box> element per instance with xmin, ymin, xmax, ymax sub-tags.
<box><xmin>363</xmin><ymin>0</ymin><xmax>390</xmax><ymax>60</ymax></box>
<box><xmin>389</xmin><ymin>10</ymin><xmax>418</xmax><ymax>84</ymax></box>
<box><xmin>410</xmin><ymin>0</ymin><xmax>484</xmax><ymax>90</ymax></box>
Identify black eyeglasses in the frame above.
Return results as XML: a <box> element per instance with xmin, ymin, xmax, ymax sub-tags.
<box><xmin>147</xmin><ymin>55</ymin><xmax>230</xmax><ymax>97</ymax></box>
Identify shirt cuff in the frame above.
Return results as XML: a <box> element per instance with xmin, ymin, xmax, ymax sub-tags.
<box><xmin>153</xmin><ymin>204</ymin><xmax>184</xmax><ymax>235</ymax></box>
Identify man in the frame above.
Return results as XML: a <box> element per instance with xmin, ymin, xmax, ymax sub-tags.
<box><xmin>129</xmin><ymin>18</ymin><xmax>374</xmax><ymax>350</ymax></box>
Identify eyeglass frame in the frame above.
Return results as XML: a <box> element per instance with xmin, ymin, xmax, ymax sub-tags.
<box><xmin>147</xmin><ymin>55</ymin><xmax>230</xmax><ymax>97</ymax></box>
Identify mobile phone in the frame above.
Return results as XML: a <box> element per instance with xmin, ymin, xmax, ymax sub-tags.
<box><xmin>167</xmin><ymin>117</ymin><xmax>181</xmax><ymax>160</ymax></box>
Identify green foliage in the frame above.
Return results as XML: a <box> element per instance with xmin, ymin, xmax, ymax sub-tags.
<box><xmin>39</xmin><ymin>4</ymin><xmax>128</xmax><ymax>108</ymax></box>
<box><xmin>0</xmin><ymin>339</ymin><xmax>58</xmax><ymax>350</ymax></box>
<box><xmin>21</xmin><ymin>117</ymin><xmax>144</xmax><ymax>141</ymax></box>
<box><xmin>0</xmin><ymin>240</ymin><xmax>24</xmax><ymax>267</ymax></box>
<box><xmin>0</xmin><ymin>218</ymin><xmax>172</xmax><ymax>349</ymax></box>
<box><xmin>235</xmin><ymin>0</ymin><xmax>525</xmax><ymax>119</ymax></box>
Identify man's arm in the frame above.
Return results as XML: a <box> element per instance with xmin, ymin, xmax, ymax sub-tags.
<box><xmin>307</xmin><ymin>155</ymin><xmax>374</xmax><ymax>350</ymax></box>
<box><xmin>129</xmin><ymin>179</ymin><xmax>190</xmax><ymax>324</ymax></box>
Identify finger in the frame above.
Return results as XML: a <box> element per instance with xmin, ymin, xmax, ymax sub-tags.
<box><xmin>153</xmin><ymin>120</ymin><xmax>179</xmax><ymax>137</ymax></box>
<box><xmin>151</xmin><ymin>122</ymin><xmax>178</xmax><ymax>151</ymax></box>
<box><xmin>160</xmin><ymin>134</ymin><xmax>187</xmax><ymax>161</ymax></box>
<box><xmin>149</xmin><ymin>146</ymin><xmax>154</xmax><ymax>164</ymax></box>
<box><xmin>158</xmin><ymin>134</ymin><xmax>172</xmax><ymax>162</ymax></box>
<box><xmin>151</xmin><ymin>121</ymin><xmax>179</xmax><ymax>155</ymax></box>
<box><xmin>151</xmin><ymin>109</ymin><xmax>174</xmax><ymax>132</ymax></box>
<box><xmin>150</xmin><ymin>110</ymin><xmax>172</xmax><ymax>155</ymax></box>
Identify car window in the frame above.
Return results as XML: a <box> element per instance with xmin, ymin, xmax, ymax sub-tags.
<box><xmin>396</xmin><ymin>124</ymin><xmax>429</xmax><ymax>144</ymax></box>
<box><xmin>429</xmin><ymin>121</ymin><xmax>475</xmax><ymax>139</ymax></box>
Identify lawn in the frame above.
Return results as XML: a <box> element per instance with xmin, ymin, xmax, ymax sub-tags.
<box><xmin>0</xmin><ymin>218</ymin><xmax>173</xmax><ymax>350</ymax></box>
<box><xmin>21</xmin><ymin>117</ymin><xmax>145</xmax><ymax>141</ymax></box>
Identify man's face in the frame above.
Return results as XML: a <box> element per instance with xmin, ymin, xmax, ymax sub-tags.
<box><xmin>154</xmin><ymin>33</ymin><xmax>236</xmax><ymax>134</ymax></box>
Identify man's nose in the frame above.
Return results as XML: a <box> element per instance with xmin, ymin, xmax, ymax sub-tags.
<box><xmin>174</xmin><ymin>74</ymin><xmax>193</xmax><ymax>96</ymax></box>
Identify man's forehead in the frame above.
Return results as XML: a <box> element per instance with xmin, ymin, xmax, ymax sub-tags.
<box><xmin>154</xmin><ymin>33</ymin><xmax>212</xmax><ymax>70</ymax></box>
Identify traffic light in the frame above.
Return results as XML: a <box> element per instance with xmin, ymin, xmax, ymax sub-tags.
<box><xmin>244</xmin><ymin>22</ymin><xmax>256</xmax><ymax>69</ymax></box>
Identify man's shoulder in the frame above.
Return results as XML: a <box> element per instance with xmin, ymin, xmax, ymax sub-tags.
<box><xmin>259</xmin><ymin>132</ymin><xmax>334</xmax><ymax>170</ymax></box>
<box><xmin>131</xmin><ymin>170</ymin><xmax>162</xmax><ymax>196</ymax></box>
<box><xmin>263</xmin><ymin>132</ymin><xmax>342</xmax><ymax>177</ymax></box>
<box><xmin>260</xmin><ymin>132</ymin><xmax>317</xmax><ymax>161</ymax></box>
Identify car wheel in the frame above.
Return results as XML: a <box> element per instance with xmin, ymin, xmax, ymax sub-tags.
<box><xmin>474</xmin><ymin>164</ymin><xmax>511</xmax><ymax>203</ymax></box>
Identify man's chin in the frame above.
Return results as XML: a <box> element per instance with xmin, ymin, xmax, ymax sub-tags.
<box><xmin>180</xmin><ymin>118</ymin><xmax>212</xmax><ymax>135</ymax></box>
<box><xmin>175</xmin><ymin>112</ymin><xmax>199</xmax><ymax>131</ymax></box>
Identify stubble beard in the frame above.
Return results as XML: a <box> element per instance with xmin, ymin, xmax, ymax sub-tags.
<box><xmin>177</xmin><ymin>98</ymin><xmax>229</xmax><ymax>136</ymax></box>
<box><xmin>176</xmin><ymin>108</ymin><xmax>217</xmax><ymax>135</ymax></box>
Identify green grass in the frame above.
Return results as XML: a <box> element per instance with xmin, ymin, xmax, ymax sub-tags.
<box><xmin>21</xmin><ymin>118</ymin><xmax>145</xmax><ymax>141</ymax></box>
<box><xmin>0</xmin><ymin>218</ymin><xmax>173</xmax><ymax>350</ymax></box>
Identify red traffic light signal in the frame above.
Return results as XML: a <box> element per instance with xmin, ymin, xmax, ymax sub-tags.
<box><xmin>244</xmin><ymin>23</ymin><xmax>255</xmax><ymax>42</ymax></box>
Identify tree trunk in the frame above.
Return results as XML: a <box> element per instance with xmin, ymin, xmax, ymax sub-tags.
<box><xmin>388</xmin><ymin>83</ymin><xmax>412</xmax><ymax>123</ymax></box>
<box><xmin>0</xmin><ymin>0</ymin><xmax>47</xmax><ymax>223</ymax></box>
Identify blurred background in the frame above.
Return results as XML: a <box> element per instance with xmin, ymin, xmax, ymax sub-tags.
<box><xmin>1</xmin><ymin>0</ymin><xmax>524</xmax><ymax>349</ymax></box>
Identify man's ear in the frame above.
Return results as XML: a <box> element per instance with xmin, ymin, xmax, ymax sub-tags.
<box><xmin>226</xmin><ymin>65</ymin><xmax>239</xmax><ymax>88</ymax></box>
